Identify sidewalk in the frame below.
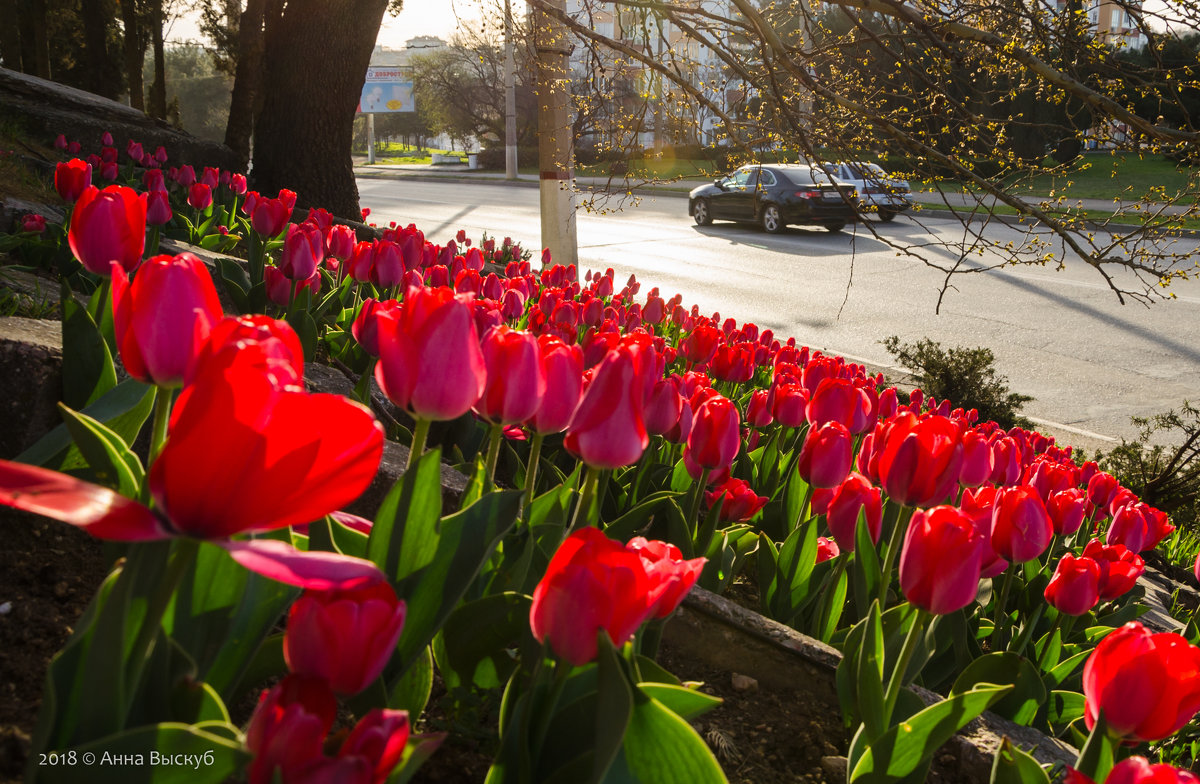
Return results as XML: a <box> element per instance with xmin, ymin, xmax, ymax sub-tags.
<box><xmin>353</xmin><ymin>161</ymin><xmax>1198</xmax><ymax>222</ymax></box>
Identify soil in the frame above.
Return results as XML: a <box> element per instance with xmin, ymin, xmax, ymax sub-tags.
<box><xmin>0</xmin><ymin>509</ymin><xmax>107</xmax><ymax>783</ymax></box>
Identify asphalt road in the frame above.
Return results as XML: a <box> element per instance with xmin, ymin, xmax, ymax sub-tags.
<box><xmin>356</xmin><ymin>176</ymin><xmax>1200</xmax><ymax>451</ymax></box>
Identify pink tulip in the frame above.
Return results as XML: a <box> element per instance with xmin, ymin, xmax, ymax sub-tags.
<box><xmin>280</xmin><ymin>222</ymin><xmax>325</xmax><ymax>281</ymax></box>
<box><xmin>374</xmin><ymin>286</ymin><xmax>486</xmax><ymax>421</ymax></box>
<box><xmin>336</xmin><ymin>709</ymin><xmax>414</xmax><ymax>784</ymax></box>
<box><xmin>111</xmin><ymin>253</ymin><xmax>223</xmax><ymax>387</ymax></box>
<box><xmin>529</xmin><ymin>335</ymin><xmax>583</xmax><ymax>435</ymax></box>
<box><xmin>475</xmin><ymin>326</ymin><xmax>546</xmax><ymax>425</ymax></box>
<box><xmin>563</xmin><ymin>338</ymin><xmax>651</xmax><ymax>470</ymax></box>
<box><xmin>146</xmin><ymin>189</ymin><xmax>173</xmax><ymax>226</ymax></box>
<box><xmin>68</xmin><ymin>185</ymin><xmax>147</xmax><ymax>275</ymax></box>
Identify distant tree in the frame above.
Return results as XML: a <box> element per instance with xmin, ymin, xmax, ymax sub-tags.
<box><xmin>409</xmin><ymin>28</ymin><xmax>538</xmax><ymax>151</ymax></box>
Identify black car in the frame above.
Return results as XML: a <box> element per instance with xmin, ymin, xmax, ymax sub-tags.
<box><xmin>688</xmin><ymin>164</ymin><xmax>859</xmax><ymax>233</ymax></box>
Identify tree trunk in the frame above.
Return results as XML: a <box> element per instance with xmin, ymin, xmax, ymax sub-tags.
<box><xmin>16</xmin><ymin>0</ymin><xmax>50</xmax><ymax>78</ymax></box>
<box><xmin>249</xmin><ymin>0</ymin><xmax>388</xmax><ymax>219</ymax></box>
<box><xmin>79</xmin><ymin>0</ymin><xmax>120</xmax><ymax>99</ymax></box>
<box><xmin>147</xmin><ymin>0</ymin><xmax>166</xmax><ymax>119</ymax></box>
<box><xmin>0</xmin><ymin>0</ymin><xmax>20</xmax><ymax>70</ymax></box>
<box><xmin>224</xmin><ymin>0</ymin><xmax>267</xmax><ymax>170</ymax></box>
<box><xmin>119</xmin><ymin>0</ymin><xmax>145</xmax><ymax>111</ymax></box>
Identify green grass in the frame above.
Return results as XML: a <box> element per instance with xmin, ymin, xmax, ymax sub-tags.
<box><xmin>913</xmin><ymin>201</ymin><xmax>1200</xmax><ymax>231</ymax></box>
<box><xmin>1004</xmin><ymin>153</ymin><xmax>1199</xmax><ymax>203</ymax></box>
<box><xmin>358</xmin><ymin>142</ymin><xmax>464</xmax><ymax>166</ymax></box>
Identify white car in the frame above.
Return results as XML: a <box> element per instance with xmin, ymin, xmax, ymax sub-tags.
<box><xmin>819</xmin><ymin>162</ymin><xmax>913</xmax><ymax>222</ymax></box>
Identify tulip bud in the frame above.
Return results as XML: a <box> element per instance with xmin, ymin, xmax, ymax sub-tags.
<box><xmin>68</xmin><ymin>185</ymin><xmax>147</xmax><ymax>275</ymax></box>
<box><xmin>475</xmin><ymin>326</ymin><xmax>546</xmax><ymax>425</ymax></box>
<box><xmin>55</xmin><ymin>158</ymin><xmax>92</xmax><ymax>202</ymax></box>
<box><xmin>990</xmin><ymin>485</ymin><xmax>1053</xmax><ymax>563</ymax></box>
<box><xmin>245</xmin><ymin>674</ymin><xmax>337</xmax><ymax>784</ymax></box>
<box><xmin>685</xmin><ymin>395</ymin><xmax>741</xmax><ymax>475</ymax></box>
<box><xmin>187</xmin><ymin>182</ymin><xmax>213</xmax><ymax>211</ymax></box>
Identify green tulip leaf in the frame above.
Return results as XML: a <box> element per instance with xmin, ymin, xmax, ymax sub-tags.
<box><xmin>849</xmin><ymin>684</ymin><xmax>1012</xmax><ymax>783</ymax></box>
<box><xmin>990</xmin><ymin>737</ymin><xmax>1052</xmax><ymax>784</ymax></box>
<box><xmin>389</xmin><ymin>644</ymin><xmax>434</xmax><ymax>717</ymax></box>
<box><xmin>622</xmin><ymin>694</ymin><xmax>728</xmax><ymax>784</ymax></box>
<box><xmin>16</xmin><ymin>378</ymin><xmax>155</xmax><ymax>471</ymax></box>
<box><xmin>593</xmin><ymin>634</ymin><xmax>635</xmax><ymax>783</ymax></box>
<box><xmin>1044</xmin><ymin>649</ymin><xmax>1090</xmax><ymax>690</ymax></box>
<box><xmin>437</xmin><ymin>592</ymin><xmax>531</xmax><ymax>691</ymax></box>
<box><xmin>636</xmin><ymin>683</ymin><xmax>723</xmax><ymax>721</ymax></box>
<box><xmin>368</xmin><ymin>447</ymin><xmax>444</xmax><ymax>582</ymax></box>
<box><xmin>392</xmin><ymin>488</ymin><xmax>521</xmax><ymax>675</ymax></box>
<box><xmin>1046</xmin><ymin>690</ymin><xmax>1086</xmax><ymax>736</ymax></box>
<box><xmin>57</xmin><ymin>402</ymin><xmax>144</xmax><ymax>498</ymax></box>
<box><xmin>851</xmin><ymin>511</ymin><xmax>883</xmax><ymax>619</ymax></box>
<box><xmin>950</xmin><ymin>652</ymin><xmax>1046</xmax><ymax>726</ymax></box>
<box><xmin>391</xmin><ymin>732</ymin><xmax>447</xmax><ymax>784</ymax></box>
<box><xmin>62</xmin><ymin>283</ymin><xmax>117</xmax><ymax>410</ymax></box>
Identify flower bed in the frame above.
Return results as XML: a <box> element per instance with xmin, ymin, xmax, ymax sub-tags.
<box><xmin>1</xmin><ymin>131</ymin><xmax>1199</xmax><ymax>784</ymax></box>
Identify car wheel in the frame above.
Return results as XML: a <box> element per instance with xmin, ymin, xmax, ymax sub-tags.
<box><xmin>692</xmin><ymin>198</ymin><xmax>713</xmax><ymax>226</ymax></box>
<box><xmin>878</xmin><ymin>209</ymin><xmax>896</xmax><ymax>222</ymax></box>
<box><xmin>824</xmin><ymin>221</ymin><xmax>846</xmax><ymax>233</ymax></box>
<box><xmin>761</xmin><ymin>203</ymin><xmax>784</xmax><ymax>233</ymax></box>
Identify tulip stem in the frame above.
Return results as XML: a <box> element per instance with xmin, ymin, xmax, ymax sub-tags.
<box><xmin>147</xmin><ymin>225</ymin><xmax>161</xmax><ymax>257</ymax></box>
<box><xmin>150</xmin><ymin>386</ymin><xmax>173</xmax><ymax>464</ymax></box>
<box><xmin>568</xmin><ymin>465</ymin><xmax>603</xmax><ymax>534</ymax></box>
<box><xmin>876</xmin><ymin>501</ymin><xmax>910</xmax><ymax>607</ymax></box>
<box><xmin>883</xmin><ymin>607</ymin><xmax>930</xmax><ymax>725</ymax></box>
<box><xmin>407</xmin><ymin>418</ymin><xmax>431</xmax><ymax>472</ymax></box>
<box><xmin>523</xmin><ymin>433</ymin><xmax>545</xmax><ymax>522</ymax></box>
<box><xmin>687</xmin><ymin>467</ymin><xmax>712</xmax><ymax>543</ymax></box>
<box><xmin>993</xmin><ymin>564</ymin><xmax>1016</xmax><ymax>649</ymax></box>
<box><xmin>485</xmin><ymin>423</ymin><xmax>504</xmax><ymax>488</ymax></box>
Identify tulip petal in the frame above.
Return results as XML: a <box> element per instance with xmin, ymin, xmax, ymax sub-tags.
<box><xmin>220</xmin><ymin>538</ymin><xmax>385</xmax><ymax>590</ymax></box>
<box><xmin>0</xmin><ymin>459</ymin><xmax>170</xmax><ymax>541</ymax></box>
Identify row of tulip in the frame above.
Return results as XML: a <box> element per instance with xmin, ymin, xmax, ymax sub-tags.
<box><xmin>1</xmin><ymin>133</ymin><xmax>1198</xmax><ymax>783</ymax></box>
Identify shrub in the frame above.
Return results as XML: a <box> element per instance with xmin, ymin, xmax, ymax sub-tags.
<box><xmin>477</xmin><ymin>145</ymin><xmax>539</xmax><ymax>170</ymax></box>
<box><xmin>881</xmin><ymin>335</ymin><xmax>1033</xmax><ymax>429</ymax></box>
<box><xmin>1097</xmin><ymin>402</ymin><xmax>1200</xmax><ymax>534</ymax></box>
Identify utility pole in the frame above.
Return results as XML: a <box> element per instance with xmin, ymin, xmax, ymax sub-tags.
<box><xmin>504</xmin><ymin>0</ymin><xmax>518</xmax><ymax>180</ymax></box>
<box><xmin>534</xmin><ymin>0</ymin><xmax>578</xmax><ymax>270</ymax></box>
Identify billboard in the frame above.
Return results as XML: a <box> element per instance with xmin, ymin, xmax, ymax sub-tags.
<box><xmin>357</xmin><ymin>66</ymin><xmax>414</xmax><ymax>113</ymax></box>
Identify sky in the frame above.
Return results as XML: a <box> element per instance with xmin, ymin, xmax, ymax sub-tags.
<box><xmin>169</xmin><ymin>1</ymin><xmax>523</xmax><ymax>49</ymax></box>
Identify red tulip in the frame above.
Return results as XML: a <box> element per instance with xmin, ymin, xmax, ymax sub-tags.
<box><xmin>959</xmin><ymin>428</ymin><xmax>994</xmax><ymax>487</ymax></box>
<box><xmin>1044</xmin><ymin>553</ymin><xmax>1101</xmax><ymax>616</ymax></box>
<box><xmin>1083</xmin><ymin>621</ymin><xmax>1200</xmax><ymax>742</ymax></box>
<box><xmin>280</xmin><ymin>221</ymin><xmax>326</xmax><ymax>281</ymax></box>
<box><xmin>1047</xmin><ymin>488</ymin><xmax>1087</xmax><ymax>536</ymax></box>
<box><xmin>1088</xmin><ymin>471</ymin><xmax>1121</xmax><ymax>508</ymax></box>
<box><xmin>682</xmin><ymin>324</ymin><xmax>721</xmax><ymax>366</ymax></box>
<box><xmin>146</xmin><ymin>189</ymin><xmax>173</xmax><ymax>226</ymax></box>
<box><xmin>990</xmin><ymin>485</ymin><xmax>1052</xmax><ymax>563</ymax></box>
<box><xmin>530</xmin><ymin>528</ymin><xmax>656</xmax><ymax>666</ymax></box>
<box><xmin>685</xmin><ymin>395</ymin><xmax>741</xmax><ymax>474</ymax></box>
<box><xmin>371</xmin><ymin>240</ymin><xmax>405</xmax><ymax>289</ymax></box>
<box><xmin>230</xmin><ymin>172</ymin><xmax>247</xmax><ymax>195</ymax></box>
<box><xmin>346</xmin><ymin>241</ymin><xmax>376</xmax><ymax>283</ymax></box>
<box><xmin>626</xmin><ymin>537</ymin><xmax>706</xmax><ymax>619</ymax></box>
<box><xmin>55</xmin><ymin>158</ymin><xmax>92</xmax><ymax>202</ymax></box>
<box><xmin>816</xmin><ymin>536</ymin><xmax>841</xmax><ymax>563</ymax></box>
<box><xmin>111</xmin><ymin>252</ymin><xmax>223</xmax><ymax>387</ymax></box>
<box><xmin>806</xmin><ymin>377</ymin><xmax>871</xmax><ymax>433</ymax></box>
<box><xmin>563</xmin><ymin>339</ymin><xmax>650</xmax><ymax>470</ymax></box>
<box><xmin>529</xmin><ymin>334</ymin><xmax>584</xmax><ymax>435</ymax></box>
<box><xmin>245</xmin><ymin>674</ymin><xmax>337</xmax><ymax>784</ymax></box>
<box><xmin>899</xmin><ymin>505</ymin><xmax>985</xmax><ymax>615</ymax></box>
<box><xmin>705</xmin><ymin>477</ymin><xmax>768</xmax><ymax>522</ymax></box>
<box><xmin>1083</xmin><ymin>539</ymin><xmax>1145</xmax><ymax>600</ymax></box>
<box><xmin>176</xmin><ymin>164</ymin><xmax>196</xmax><ymax>187</ymax></box>
<box><xmin>374</xmin><ymin>285</ymin><xmax>486</xmax><ymax>422</ymax></box>
<box><xmin>21</xmin><ymin>214</ymin><xmax>46</xmax><ymax>234</ymax></box>
<box><xmin>959</xmin><ymin>486</ymin><xmax>1009</xmax><ymax>578</ymax></box>
<box><xmin>188</xmin><ymin>182</ymin><xmax>213</xmax><ymax>211</ymax></box>
<box><xmin>745</xmin><ymin>389</ymin><xmax>774</xmax><ymax>428</ymax></box>
<box><xmin>248</xmin><ymin>195</ymin><xmax>291</xmax><ymax>238</ymax></box>
<box><xmin>877</xmin><ymin>413</ymin><xmax>963</xmax><ymax>507</ymax></box>
<box><xmin>796</xmin><ymin>420</ymin><xmax>853</xmax><ymax>489</ymax></box>
<box><xmin>645</xmin><ymin>376</ymin><xmax>684</xmax><ymax>436</ymax></box>
<box><xmin>68</xmin><ymin>185</ymin><xmax>148</xmax><ymax>275</ymax></box>
<box><xmin>475</xmin><ymin>326</ymin><xmax>545</xmax><ymax>425</ymax></box>
<box><xmin>336</xmin><ymin>709</ymin><xmax>413</xmax><ymax>784</ymax></box>
<box><xmin>327</xmin><ymin>224</ymin><xmax>357</xmax><ymax>261</ymax></box>
<box><xmin>990</xmin><ymin>436</ymin><xmax>1023</xmax><ymax>486</ymax></box>
<box><xmin>826</xmin><ymin>472</ymin><xmax>883</xmax><ymax>552</ymax></box>
<box><xmin>266</xmin><ymin>265</ymin><xmax>320</xmax><ymax>307</ymax></box>
<box><xmin>1107</xmin><ymin>502</ymin><xmax>1173</xmax><ymax>554</ymax></box>
<box><xmin>350</xmin><ymin>298</ymin><xmax>399</xmax><ymax>358</ymax></box>
<box><xmin>1105</xmin><ymin>757</ymin><xmax>1200</xmax><ymax>784</ymax></box>
<box><xmin>284</xmin><ymin>581</ymin><xmax>406</xmax><ymax>696</ymax></box>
